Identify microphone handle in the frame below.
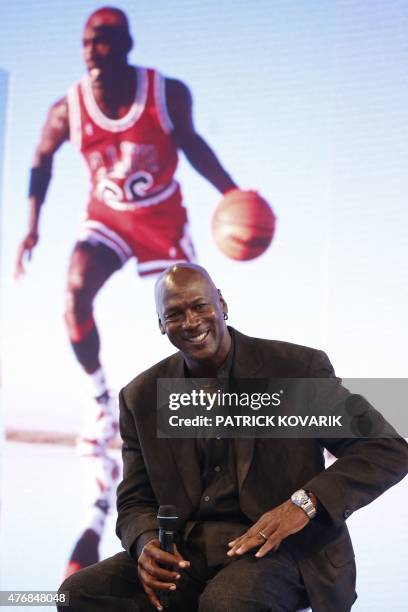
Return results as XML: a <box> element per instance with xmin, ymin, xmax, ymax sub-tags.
<box><xmin>159</xmin><ymin>528</ymin><xmax>175</xmax><ymax>554</ymax></box>
<box><xmin>158</xmin><ymin>528</ymin><xmax>175</xmax><ymax>608</ymax></box>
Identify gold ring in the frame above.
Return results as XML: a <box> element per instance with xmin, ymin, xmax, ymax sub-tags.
<box><xmin>258</xmin><ymin>530</ymin><xmax>267</xmax><ymax>541</ymax></box>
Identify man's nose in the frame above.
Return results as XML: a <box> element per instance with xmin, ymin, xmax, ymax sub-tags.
<box><xmin>183</xmin><ymin>309</ymin><xmax>200</xmax><ymax>329</ymax></box>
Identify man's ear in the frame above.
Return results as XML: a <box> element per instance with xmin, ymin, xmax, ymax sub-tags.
<box><xmin>217</xmin><ymin>289</ymin><xmax>228</xmax><ymax>318</ymax></box>
<box><xmin>158</xmin><ymin>316</ymin><xmax>166</xmax><ymax>335</ymax></box>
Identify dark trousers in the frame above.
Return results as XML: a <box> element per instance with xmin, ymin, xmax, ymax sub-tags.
<box><xmin>58</xmin><ymin>543</ymin><xmax>309</xmax><ymax>612</ymax></box>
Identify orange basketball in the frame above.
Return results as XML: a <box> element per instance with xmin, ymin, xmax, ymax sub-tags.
<box><xmin>212</xmin><ymin>189</ymin><xmax>276</xmax><ymax>261</ymax></box>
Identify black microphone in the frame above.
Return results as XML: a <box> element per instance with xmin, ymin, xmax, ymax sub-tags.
<box><xmin>157</xmin><ymin>505</ymin><xmax>179</xmax><ymax>609</ymax></box>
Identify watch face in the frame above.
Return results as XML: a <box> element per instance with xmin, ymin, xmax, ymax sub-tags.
<box><xmin>292</xmin><ymin>490</ymin><xmax>308</xmax><ymax>505</ymax></box>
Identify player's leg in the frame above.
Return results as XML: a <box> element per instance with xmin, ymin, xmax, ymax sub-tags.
<box><xmin>65</xmin><ymin>240</ymin><xmax>122</xmax><ymax>446</ymax></box>
<box><xmin>63</xmin><ymin>241</ymin><xmax>123</xmax><ymax>577</ymax></box>
<box><xmin>65</xmin><ymin>241</ymin><xmax>121</xmax><ymax>376</ymax></box>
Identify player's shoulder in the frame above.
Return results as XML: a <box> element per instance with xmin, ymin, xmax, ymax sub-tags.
<box><xmin>163</xmin><ymin>75</ymin><xmax>191</xmax><ymax>100</ymax></box>
<box><xmin>136</xmin><ymin>65</ymin><xmax>191</xmax><ymax>106</ymax></box>
<box><xmin>47</xmin><ymin>95</ymin><xmax>69</xmax><ymax>119</ymax></box>
<box><xmin>122</xmin><ymin>351</ymin><xmax>182</xmax><ymax>398</ymax></box>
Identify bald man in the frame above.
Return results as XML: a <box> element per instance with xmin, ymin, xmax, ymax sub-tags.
<box><xmin>15</xmin><ymin>7</ymin><xmax>237</xmax><ymax>575</ymax></box>
<box><xmin>59</xmin><ymin>263</ymin><xmax>408</xmax><ymax>611</ymax></box>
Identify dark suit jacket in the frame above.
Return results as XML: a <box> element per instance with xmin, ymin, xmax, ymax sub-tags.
<box><xmin>116</xmin><ymin>328</ymin><xmax>408</xmax><ymax>611</ymax></box>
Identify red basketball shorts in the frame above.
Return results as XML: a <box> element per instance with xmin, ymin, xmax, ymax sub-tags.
<box><xmin>76</xmin><ymin>184</ymin><xmax>196</xmax><ymax>276</ymax></box>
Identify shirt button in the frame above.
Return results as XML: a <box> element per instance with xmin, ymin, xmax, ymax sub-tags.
<box><xmin>204</xmin><ymin>495</ymin><xmax>210</xmax><ymax>502</ymax></box>
<box><xmin>214</xmin><ymin>465</ymin><xmax>221</xmax><ymax>472</ymax></box>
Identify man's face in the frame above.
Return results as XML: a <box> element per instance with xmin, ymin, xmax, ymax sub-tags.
<box><xmin>82</xmin><ymin>25</ymin><xmax>127</xmax><ymax>74</ymax></box>
<box><xmin>157</xmin><ymin>269</ymin><xmax>230</xmax><ymax>370</ymax></box>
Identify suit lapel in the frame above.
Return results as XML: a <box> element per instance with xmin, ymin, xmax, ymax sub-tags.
<box><xmin>168</xmin><ymin>438</ymin><xmax>201</xmax><ymax>508</ymax></box>
<box><xmin>157</xmin><ymin>351</ymin><xmax>201</xmax><ymax>509</ymax></box>
<box><xmin>230</xmin><ymin>328</ymin><xmax>263</xmax><ymax>491</ymax></box>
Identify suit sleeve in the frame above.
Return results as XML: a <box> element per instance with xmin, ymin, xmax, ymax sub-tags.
<box><xmin>304</xmin><ymin>350</ymin><xmax>408</xmax><ymax>526</ymax></box>
<box><xmin>115</xmin><ymin>388</ymin><xmax>159</xmax><ymax>558</ymax></box>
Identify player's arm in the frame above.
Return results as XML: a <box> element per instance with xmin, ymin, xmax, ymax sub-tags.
<box><xmin>14</xmin><ymin>97</ymin><xmax>69</xmax><ymax>278</ymax></box>
<box><xmin>166</xmin><ymin>78</ymin><xmax>237</xmax><ymax>194</ymax></box>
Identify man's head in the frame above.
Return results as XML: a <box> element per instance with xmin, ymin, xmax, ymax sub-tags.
<box><xmin>155</xmin><ymin>264</ymin><xmax>231</xmax><ymax>373</ymax></box>
<box><xmin>82</xmin><ymin>7</ymin><xmax>133</xmax><ymax>76</ymax></box>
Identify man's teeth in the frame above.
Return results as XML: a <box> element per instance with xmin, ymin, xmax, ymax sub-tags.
<box><xmin>188</xmin><ymin>331</ymin><xmax>208</xmax><ymax>342</ymax></box>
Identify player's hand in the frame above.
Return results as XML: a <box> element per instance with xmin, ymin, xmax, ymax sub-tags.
<box><xmin>137</xmin><ymin>538</ymin><xmax>190</xmax><ymax>611</ymax></box>
<box><xmin>227</xmin><ymin>500</ymin><xmax>309</xmax><ymax>558</ymax></box>
<box><xmin>14</xmin><ymin>231</ymin><xmax>39</xmax><ymax>278</ymax></box>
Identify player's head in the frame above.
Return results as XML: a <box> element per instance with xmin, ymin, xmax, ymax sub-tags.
<box><xmin>82</xmin><ymin>7</ymin><xmax>133</xmax><ymax>74</ymax></box>
<box><xmin>155</xmin><ymin>264</ymin><xmax>230</xmax><ymax>371</ymax></box>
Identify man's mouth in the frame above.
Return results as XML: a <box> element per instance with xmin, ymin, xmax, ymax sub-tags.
<box><xmin>184</xmin><ymin>330</ymin><xmax>210</xmax><ymax>345</ymax></box>
<box><xmin>89</xmin><ymin>67</ymin><xmax>102</xmax><ymax>80</ymax></box>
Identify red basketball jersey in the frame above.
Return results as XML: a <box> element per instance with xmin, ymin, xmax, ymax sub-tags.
<box><xmin>67</xmin><ymin>67</ymin><xmax>179</xmax><ymax>211</ymax></box>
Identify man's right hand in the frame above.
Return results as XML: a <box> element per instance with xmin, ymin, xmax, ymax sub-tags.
<box><xmin>14</xmin><ymin>231</ymin><xmax>39</xmax><ymax>278</ymax></box>
<box><xmin>137</xmin><ymin>538</ymin><xmax>190</xmax><ymax>611</ymax></box>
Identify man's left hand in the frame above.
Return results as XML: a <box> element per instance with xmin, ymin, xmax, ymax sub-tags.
<box><xmin>227</xmin><ymin>500</ymin><xmax>309</xmax><ymax>558</ymax></box>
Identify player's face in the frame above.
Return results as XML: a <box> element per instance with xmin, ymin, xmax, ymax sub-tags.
<box><xmin>157</xmin><ymin>270</ymin><xmax>230</xmax><ymax>372</ymax></box>
<box><xmin>82</xmin><ymin>25</ymin><xmax>126</xmax><ymax>74</ymax></box>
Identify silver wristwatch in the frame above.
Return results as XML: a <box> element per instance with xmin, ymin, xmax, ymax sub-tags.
<box><xmin>290</xmin><ymin>489</ymin><xmax>317</xmax><ymax>519</ymax></box>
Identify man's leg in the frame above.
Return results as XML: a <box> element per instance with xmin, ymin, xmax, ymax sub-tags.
<box><xmin>59</xmin><ymin>550</ymin><xmax>211</xmax><ymax>612</ymax></box>
<box><xmin>198</xmin><ymin>546</ymin><xmax>309</xmax><ymax>612</ymax></box>
<box><xmin>59</xmin><ymin>552</ymin><xmax>151</xmax><ymax>612</ymax></box>
<box><xmin>63</xmin><ymin>241</ymin><xmax>122</xmax><ymax>576</ymax></box>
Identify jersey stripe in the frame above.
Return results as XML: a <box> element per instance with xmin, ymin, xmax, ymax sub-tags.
<box><xmin>154</xmin><ymin>71</ymin><xmax>174</xmax><ymax>134</ymax></box>
<box><xmin>67</xmin><ymin>85</ymin><xmax>82</xmax><ymax>149</ymax></box>
<box><xmin>77</xmin><ymin>220</ymin><xmax>133</xmax><ymax>264</ymax></box>
<box><xmin>80</xmin><ymin>67</ymin><xmax>148</xmax><ymax>133</ymax></box>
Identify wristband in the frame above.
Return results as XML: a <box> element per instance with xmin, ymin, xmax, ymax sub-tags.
<box><xmin>28</xmin><ymin>166</ymin><xmax>52</xmax><ymax>202</ymax></box>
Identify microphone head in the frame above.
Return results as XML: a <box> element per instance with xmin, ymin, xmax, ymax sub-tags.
<box><xmin>157</xmin><ymin>505</ymin><xmax>178</xmax><ymax>530</ymax></box>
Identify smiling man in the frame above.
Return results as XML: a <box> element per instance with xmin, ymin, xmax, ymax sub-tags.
<box><xmin>155</xmin><ymin>265</ymin><xmax>231</xmax><ymax>376</ymax></box>
<box><xmin>59</xmin><ymin>264</ymin><xmax>408</xmax><ymax>611</ymax></box>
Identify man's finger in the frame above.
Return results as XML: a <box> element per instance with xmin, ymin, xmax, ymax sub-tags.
<box><xmin>228</xmin><ymin>535</ymin><xmax>244</xmax><ymax>548</ymax></box>
<box><xmin>139</xmin><ymin>558</ymin><xmax>180</xmax><ymax>582</ymax></box>
<box><xmin>139</xmin><ymin>566</ymin><xmax>177</xmax><ymax>592</ymax></box>
<box><xmin>227</xmin><ymin>535</ymin><xmax>260</xmax><ymax>556</ymax></box>
<box><xmin>148</xmin><ymin>545</ymin><xmax>189</xmax><ymax>568</ymax></box>
<box><xmin>144</xmin><ymin>583</ymin><xmax>164</xmax><ymax>611</ymax></box>
<box><xmin>172</xmin><ymin>543</ymin><xmax>185</xmax><ymax>561</ymax></box>
<box><xmin>255</xmin><ymin>532</ymin><xmax>283</xmax><ymax>558</ymax></box>
<box><xmin>14</xmin><ymin>247</ymin><xmax>26</xmax><ymax>279</ymax></box>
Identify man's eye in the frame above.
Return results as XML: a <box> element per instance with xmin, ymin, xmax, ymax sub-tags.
<box><xmin>195</xmin><ymin>303</ymin><xmax>207</xmax><ymax>311</ymax></box>
<box><xmin>165</xmin><ymin>312</ymin><xmax>180</xmax><ymax>321</ymax></box>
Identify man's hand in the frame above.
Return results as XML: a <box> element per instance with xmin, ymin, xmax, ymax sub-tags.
<box><xmin>14</xmin><ymin>231</ymin><xmax>39</xmax><ymax>278</ymax></box>
<box><xmin>138</xmin><ymin>538</ymin><xmax>190</xmax><ymax>611</ymax></box>
<box><xmin>227</xmin><ymin>500</ymin><xmax>310</xmax><ymax>559</ymax></box>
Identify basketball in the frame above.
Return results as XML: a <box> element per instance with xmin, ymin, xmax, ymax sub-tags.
<box><xmin>212</xmin><ymin>189</ymin><xmax>276</xmax><ymax>261</ymax></box>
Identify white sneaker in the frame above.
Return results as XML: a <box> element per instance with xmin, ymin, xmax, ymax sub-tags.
<box><xmin>77</xmin><ymin>392</ymin><xmax>119</xmax><ymax>454</ymax></box>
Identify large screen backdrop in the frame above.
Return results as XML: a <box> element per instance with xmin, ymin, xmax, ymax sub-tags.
<box><xmin>1</xmin><ymin>1</ymin><xmax>407</xmax><ymax>608</ymax></box>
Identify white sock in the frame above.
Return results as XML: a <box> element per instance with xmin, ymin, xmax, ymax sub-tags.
<box><xmin>88</xmin><ymin>367</ymin><xmax>108</xmax><ymax>398</ymax></box>
<box><xmin>81</xmin><ymin>504</ymin><xmax>107</xmax><ymax>537</ymax></box>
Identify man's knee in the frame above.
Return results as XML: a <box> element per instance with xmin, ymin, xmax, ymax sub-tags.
<box><xmin>57</xmin><ymin>569</ymin><xmax>88</xmax><ymax>611</ymax></box>
<box><xmin>64</xmin><ymin>274</ymin><xmax>93</xmax><ymax>329</ymax></box>
<box><xmin>199</xmin><ymin>583</ymin><xmax>254</xmax><ymax>612</ymax></box>
<box><xmin>57</xmin><ymin>553</ymin><xmax>146</xmax><ymax>611</ymax></box>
